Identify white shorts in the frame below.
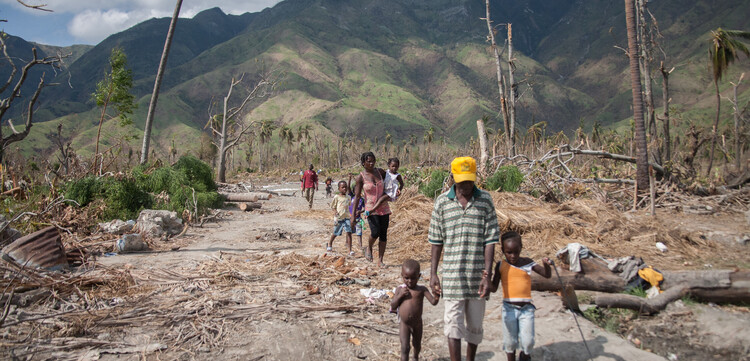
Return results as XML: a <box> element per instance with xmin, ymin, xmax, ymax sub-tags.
<box><xmin>443</xmin><ymin>298</ymin><xmax>486</xmax><ymax>345</ymax></box>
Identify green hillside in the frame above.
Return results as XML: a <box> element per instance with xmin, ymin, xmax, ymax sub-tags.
<box><xmin>4</xmin><ymin>0</ymin><xmax>750</xmax><ymax>160</ymax></box>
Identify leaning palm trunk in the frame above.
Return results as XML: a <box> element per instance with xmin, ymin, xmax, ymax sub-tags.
<box><xmin>625</xmin><ymin>0</ymin><xmax>650</xmax><ymax>192</ymax></box>
<box><xmin>733</xmin><ymin>74</ymin><xmax>744</xmax><ymax>170</ymax></box>
<box><xmin>141</xmin><ymin>0</ymin><xmax>182</xmax><ymax>164</ymax></box>
<box><xmin>707</xmin><ymin>79</ymin><xmax>721</xmax><ymax>176</ymax></box>
<box><xmin>660</xmin><ymin>62</ymin><xmax>672</xmax><ymax>163</ymax></box>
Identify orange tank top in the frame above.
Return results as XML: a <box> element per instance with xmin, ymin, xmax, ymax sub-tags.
<box><xmin>500</xmin><ymin>261</ymin><xmax>536</xmax><ymax>303</ymax></box>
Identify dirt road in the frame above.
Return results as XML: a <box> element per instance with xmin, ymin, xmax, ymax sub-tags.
<box><xmin>85</xmin><ymin>182</ymin><xmax>682</xmax><ymax>361</ymax></box>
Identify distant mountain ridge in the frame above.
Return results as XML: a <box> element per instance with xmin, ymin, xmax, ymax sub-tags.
<box><xmin>3</xmin><ymin>0</ymin><xmax>749</xmax><ymax>159</ymax></box>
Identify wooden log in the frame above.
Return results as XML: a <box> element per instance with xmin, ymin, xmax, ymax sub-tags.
<box><xmin>222</xmin><ymin>193</ymin><xmax>259</xmax><ymax>202</ymax></box>
<box><xmin>532</xmin><ymin>258</ymin><xmax>627</xmax><ymax>293</ymax></box>
<box><xmin>595</xmin><ymin>284</ymin><xmax>688</xmax><ymax>314</ymax></box>
<box><xmin>662</xmin><ymin>270</ymin><xmax>750</xmax><ymax>303</ymax></box>
<box><xmin>238</xmin><ymin>202</ymin><xmax>262</xmax><ymax>212</ymax></box>
<box><xmin>255</xmin><ymin>189</ymin><xmax>292</xmax><ymax>197</ymax></box>
<box><xmin>246</xmin><ymin>192</ymin><xmax>271</xmax><ymax>200</ymax></box>
<box><xmin>534</xmin><ymin>259</ymin><xmax>750</xmax><ymax>305</ymax></box>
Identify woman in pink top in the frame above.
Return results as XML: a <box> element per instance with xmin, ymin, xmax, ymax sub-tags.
<box><xmin>350</xmin><ymin>151</ymin><xmax>392</xmax><ymax>267</ymax></box>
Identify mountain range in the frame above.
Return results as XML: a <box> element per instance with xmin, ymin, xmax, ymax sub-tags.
<box><xmin>2</xmin><ymin>0</ymin><xmax>749</xmax><ymax>160</ymax></box>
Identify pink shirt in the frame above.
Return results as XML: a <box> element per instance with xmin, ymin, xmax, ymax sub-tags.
<box><xmin>362</xmin><ymin>170</ymin><xmax>390</xmax><ymax>216</ymax></box>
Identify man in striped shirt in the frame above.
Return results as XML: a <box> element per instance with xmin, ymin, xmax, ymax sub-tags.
<box><xmin>429</xmin><ymin>157</ymin><xmax>499</xmax><ymax>361</ymax></box>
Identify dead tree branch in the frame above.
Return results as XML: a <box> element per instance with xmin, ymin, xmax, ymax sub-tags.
<box><xmin>16</xmin><ymin>0</ymin><xmax>52</xmax><ymax>12</ymax></box>
<box><xmin>0</xmin><ymin>36</ymin><xmax>66</xmax><ymax>163</ymax></box>
<box><xmin>208</xmin><ymin>72</ymin><xmax>277</xmax><ymax>183</ymax></box>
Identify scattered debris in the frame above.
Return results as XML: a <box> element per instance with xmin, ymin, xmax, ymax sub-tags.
<box><xmin>655</xmin><ymin>242</ymin><xmax>668</xmax><ymax>252</ymax></box>
<box><xmin>2</xmin><ymin>226</ymin><xmax>68</xmax><ymax>271</ymax></box>
<box><xmin>305</xmin><ymin>284</ymin><xmax>320</xmax><ymax>295</ymax></box>
<box><xmin>359</xmin><ymin>288</ymin><xmax>390</xmax><ymax>300</ymax></box>
<box><xmin>0</xmin><ymin>214</ymin><xmax>22</xmax><ymax>248</ymax></box>
<box><xmin>257</xmin><ymin>228</ymin><xmax>300</xmax><ymax>241</ymax></box>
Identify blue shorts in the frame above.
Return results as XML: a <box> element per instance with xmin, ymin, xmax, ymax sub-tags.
<box><xmin>354</xmin><ymin>221</ymin><xmax>363</xmax><ymax>236</ymax></box>
<box><xmin>502</xmin><ymin>302</ymin><xmax>536</xmax><ymax>354</ymax></box>
<box><xmin>333</xmin><ymin>219</ymin><xmax>352</xmax><ymax>236</ymax></box>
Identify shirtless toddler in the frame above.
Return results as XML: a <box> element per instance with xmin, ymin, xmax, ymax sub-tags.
<box><xmin>390</xmin><ymin>259</ymin><xmax>439</xmax><ymax>361</ymax></box>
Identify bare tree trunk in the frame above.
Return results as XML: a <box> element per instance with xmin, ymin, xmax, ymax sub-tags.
<box><xmin>507</xmin><ymin>24</ymin><xmax>517</xmax><ymax>156</ymax></box>
<box><xmin>140</xmin><ymin>0</ymin><xmax>182</xmax><ymax>165</ymax></box>
<box><xmin>660</xmin><ymin>62</ymin><xmax>672</xmax><ymax>163</ymax></box>
<box><xmin>625</xmin><ymin>0</ymin><xmax>650</xmax><ymax>192</ymax></box>
<box><xmin>217</xmin><ymin>89</ymin><xmax>230</xmax><ymax>183</ymax></box>
<box><xmin>708</xmin><ymin>79</ymin><xmax>720</xmax><ymax>176</ymax></box>
<box><xmin>733</xmin><ymin>74</ymin><xmax>745</xmax><ymax>170</ymax></box>
<box><xmin>637</xmin><ymin>0</ymin><xmax>658</xmax><ymax>164</ymax></box>
<box><xmin>483</xmin><ymin>0</ymin><xmax>512</xmax><ymax>156</ymax></box>
<box><xmin>476</xmin><ymin>118</ymin><xmax>489</xmax><ymax>175</ymax></box>
<box><xmin>94</xmin><ymin>100</ymin><xmax>109</xmax><ymax>173</ymax></box>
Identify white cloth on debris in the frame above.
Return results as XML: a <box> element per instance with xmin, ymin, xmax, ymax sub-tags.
<box><xmin>555</xmin><ymin>243</ymin><xmax>590</xmax><ymax>272</ymax></box>
<box><xmin>359</xmin><ymin>288</ymin><xmax>389</xmax><ymax>299</ymax></box>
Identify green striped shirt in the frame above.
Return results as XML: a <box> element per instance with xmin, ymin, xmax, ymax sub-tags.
<box><xmin>428</xmin><ymin>185</ymin><xmax>499</xmax><ymax>299</ymax></box>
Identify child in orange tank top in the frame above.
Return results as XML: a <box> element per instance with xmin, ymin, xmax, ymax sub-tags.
<box><xmin>488</xmin><ymin>231</ymin><xmax>552</xmax><ymax>361</ymax></box>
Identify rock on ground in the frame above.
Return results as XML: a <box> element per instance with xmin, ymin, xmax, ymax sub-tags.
<box><xmin>99</xmin><ymin>219</ymin><xmax>134</xmax><ymax>235</ymax></box>
<box><xmin>136</xmin><ymin>210</ymin><xmax>183</xmax><ymax>239</ymax></box>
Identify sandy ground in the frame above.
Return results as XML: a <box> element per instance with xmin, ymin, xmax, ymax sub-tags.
<box><xmin>83</xmin><ymin>182</ymin><xmax>705</xmax><ymax>361</ymax></box>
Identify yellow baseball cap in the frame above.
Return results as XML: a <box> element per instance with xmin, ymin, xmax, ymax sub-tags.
<box><xmin>451</xmin><ymin>157</ymin><xmax>477</xmax><ymax>183</ymax></box>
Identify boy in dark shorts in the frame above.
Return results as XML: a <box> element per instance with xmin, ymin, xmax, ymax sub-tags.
<box><xmin>390</xmin><ymin>259</ymin><xmax>440</xmax><ymax>361</ymax></box>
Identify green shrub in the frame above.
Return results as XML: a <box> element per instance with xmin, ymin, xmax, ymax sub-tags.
<box><xmin>65</xmin><ymin>175</ymin><xmax>152</xmax><ymax>220</ymax></box>
<box><xmin>485</xmin><ymin>166</ymin><xmax>524</xmax><ymax>192</ymax></box>
<box><xmin>100</xmin><ymin>177</ymin><xmax>152</xmax><ymax>220</ymax></box>
<box><xmin>65</xmin><ymin>176</ymin><xmax>101</xmax><ymax>206</ymax></box>
<box><xmin>64</xmin><ymin>156</ymin><xmax>223</xmax><ymax>221</ymax></box>
<box><xmin>173</xmin><ymin>155</ymin><xmax>217</xmax><ymax>192</ymax></box>
<box><xmin>419</xmin><ymin>169</ymin><xmax>449</xmax><ymax>198</ymax></box>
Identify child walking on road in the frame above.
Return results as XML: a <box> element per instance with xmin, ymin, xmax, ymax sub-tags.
<box><xmin>371</xmin><ymin>157</ymin><xmax>404</xmax><ymax>212</ymax></box>
<box><xmin>328</xmin><ymin>181</ymin><xmax>353</xmax><ymax>255</ymax></box>
<box><xmin>390</xmin><ymin>259</ymin><xmax>439</xmax><ymax>361</ymax></box>
<box><xmin>489</xmin><ymin>231</ymin><xmax>552</xmax><ymax>361</ymax></box>
<box><xmin>325</xmin><ymin>177</ymin><xmax>333</xmax><ymax>198</ymax></box>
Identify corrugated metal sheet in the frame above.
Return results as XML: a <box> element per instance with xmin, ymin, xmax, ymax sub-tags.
<box><xmin>1</xmin><ymin>226</ymin><xmax>69</xmax><ymax>271</ymax></box>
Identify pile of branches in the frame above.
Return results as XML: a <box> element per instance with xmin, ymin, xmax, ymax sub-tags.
<box><xmin>0</xmin><ymin>249</ymin><xmax>399</xmax><ymax>359</ymax></box>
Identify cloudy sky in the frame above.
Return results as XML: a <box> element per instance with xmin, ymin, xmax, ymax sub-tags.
<box><xmin>1</xmin><ymin>0</ymin><xmax>282</xmax><ymax>46</ymax></box>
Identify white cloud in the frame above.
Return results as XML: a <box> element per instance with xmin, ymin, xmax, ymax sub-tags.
<box><xmin>8</xmin><ymin>0</ymin><xmax>280</xmax><ymax>15</ymax></box>
<box><xmin>68</xmin><ymin>9</ymin><xmax>146</xmax><ymax>44</ymax></box>
<box><xmin>3</xmin><ymin>0</ymin><xmax>282</xmax><ymax>44</ymax></box>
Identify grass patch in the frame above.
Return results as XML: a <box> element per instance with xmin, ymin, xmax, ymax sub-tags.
<box><xmin>484</xmin><ymin>166</ymin><xmax>524</xmax><ymax>192</ymax></box>
<box><xmin>583</xmin><ymin>306</ymin><xmax>639</xmax><ymax>334</ymax></box>
<box><xmin>623</xmin><ymin>286</ymin><xmax>648</xmax><ymax>298</ymax></box>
